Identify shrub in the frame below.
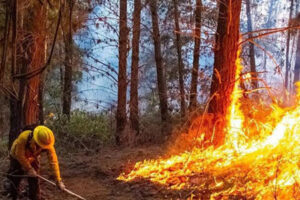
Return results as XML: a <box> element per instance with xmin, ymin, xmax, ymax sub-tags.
<box><xmin>47</xmin><ymin>110</ymin><xmax>113</xmax><ymax>152</ymax></box>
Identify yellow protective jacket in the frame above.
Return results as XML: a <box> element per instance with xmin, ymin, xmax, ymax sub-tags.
<box><xmin>10</xmin><ymin>130</ymin><xmax>62</xmax><ymax>181</ymax></box>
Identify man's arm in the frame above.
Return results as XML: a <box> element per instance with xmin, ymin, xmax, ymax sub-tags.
<box><xmin>47</xmin><ymin>146</ymin><xmax>62</xmax><ymax>182</ymax></box>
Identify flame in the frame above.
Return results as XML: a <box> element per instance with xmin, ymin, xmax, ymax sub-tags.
<box><xmin>225</xmin><ymin>48</ymin><xmax>245</xmax><ymax>151</ymax></box>
<box><xmin>118</xmin><ymin>49</ymin><xmax>300</xmax><ymax>199</ymax></box>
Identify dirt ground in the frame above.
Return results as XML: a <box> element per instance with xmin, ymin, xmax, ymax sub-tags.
<box><xmin>1</xmin><ymin>145</ymin><xmax>195</xmax><ymax>200</ymax></box>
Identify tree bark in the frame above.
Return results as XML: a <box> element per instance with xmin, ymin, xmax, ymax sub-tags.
<box><xmin>130</xmin><ymin>0</ymin><xmax>141</xmax><ymax>136</ymax></box>
<box><xmin>62</xmin><ymin>0</ymin><xmax>74</xmax><ymax>120</ymax></box>
<box><xmin>285</xmin><ymin>0</ymin><xmax>294</xmax><ymax>90</ymax></box>
<box><xmin>265</xmin><ymin>0</ymin><xmax>276</xmax><ymax>28</ymax></box>
<box><xmin>173</xmin><ymin>0</ymin><xmax>186</xmax><ymax>118</ymax></box>
<box><xmin>208</xmin><ymin>0</ymin><xmax>242</xmax><ymax>146</ymax></box>
<box><xmin>0</xmin><ymin>0</ymin><xmax>11</xmax><ymax>82</ymax></box>
<box><xmin>116</xmin><ymin>0</ymin><xmax>128</xmax><ymax>145</ymax></box>
<box><xmin>150</xmin><ymin>0</ymin><xmax>169</xmax><ymax>134</ymax></box>
<box><xmin>8</xmin><ymin>0</ymin><xmax>22</xmax><ymax>149</ymax></box>
<box><xmin>39</xmin><ymin>22</ymin><xmax>48</xmax><ymax>124</ymax></box>
<box><xmin>294</xmin><ymin>28</ymin><xmax>300</xmax><ymax>84</ymax></box>
<box><xmin>24</xmin><ymin>2</ymin><xmax>47</xmax><ymax>126</ymax></box>
<box><xmin>294</xmin><ymin>0</ymin><xmax>300</xmax><ymax>85</ymax></box>
<box><xmin>189</xmin><ymin>0</ymin><xmax>202</xmax><ymax>111</ymax></box>
<box><xmin>245</xmin><ymin>0</ymin><xmax>258</xmax><ymax>89</ymax></box>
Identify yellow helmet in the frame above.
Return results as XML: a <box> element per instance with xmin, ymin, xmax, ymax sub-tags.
<box><xmin>33</xmin><ymin>126</ymin><xmax>55</xmax><ymax>149</ymax></box>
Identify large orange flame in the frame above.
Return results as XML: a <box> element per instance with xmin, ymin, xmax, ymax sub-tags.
<box><xmin>118</xmin><ymin>49</ymin><xmax>300</xmax><ymax>199</ymax></box>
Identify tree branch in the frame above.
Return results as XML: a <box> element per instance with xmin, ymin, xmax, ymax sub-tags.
<box><xmin>240</xmin><ymin>25</ymin><xmax>300</xmax><ymax>45</ymax></box>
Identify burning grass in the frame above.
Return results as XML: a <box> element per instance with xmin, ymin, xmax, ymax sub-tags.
<box><xmin>118</xmin><ymin>51</ymin><xmax>300</xmax><ymax>199</ymax></box>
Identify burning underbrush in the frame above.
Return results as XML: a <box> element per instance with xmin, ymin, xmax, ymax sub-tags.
<box><xmin>118</xmin><ymin>53</ymin><xmax>300</xmax><ymax>199</ymax></box>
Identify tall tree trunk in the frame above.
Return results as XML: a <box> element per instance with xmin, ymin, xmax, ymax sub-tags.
<box><xmin>150</xmin><ymin>0</ymin><xmax>169</xmax><ymax>134</ymax></box>
<box><xmin>173</xmin><ymin>0</ymin><xmax>186</xmax><ymax>118</ymax></box>
<box><xmin>208</xmin><ymin>0</ymin><xmax>242</xmax><ymax>146</ymax></box>
<box><xmin>0</xmin><ymin>0</ymin><xmax>11</xmax><ymax>82</ymax></box>
<box><xmin>285</xmin><ymin>0</ymin><xmax>294</xmax><ymax>90</ymax></box>
<box><xmin>116</xmin><ymin>0</ymin><xmax>128</xmax><ymax>145</ymax></box>
<box><xmin>39</xmin><ymin>23</ymin><xmax>48</xmax><ymax>124</ymax></box>
<box><xmin>130</xmin><ymin>0</ymin><xmax>141</xmax><ymax>136</ymax></box>
<box><xmin>294</xmin><ymin>0</ymin><xmax>300</xmax><ymax>85</ymax></box>
<box><xmin>245</xmin><ymin>0</ymin><xmax>258</xmax><ymax>89</ymax></box>
<box><xmin>189</xmin><ymin>0</ymin><xmax>202</xmax><ymax>111</ymax></box>
<box><xmin>8</xmin><ymin>0</ymin><xmax>22</xmax><ymax>149</ymax></box>
<box><xmin>265</xmin><ymin>0</ymin><xmax>276</xmax><ymax>28</ymax></box>
<box><xmin>62</xmin><ymin>0</ymin><xmax>74</xmax><ymax>120</ymax></box>
<box><xmin>59</xmin><ymin>44</ymin><xmax>64</xmax><ymax>118</ymax></box>
<box><xmin>24</xmin><ymin>2</ymin><xmax>47</xmax><ymax>126</ymax></box>
<box><xmin>263</xmin><ymin>0</ymin><xmax>277</xmax><ymax>81</ymax></box>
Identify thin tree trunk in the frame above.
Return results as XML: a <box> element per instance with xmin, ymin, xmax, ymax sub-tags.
<box><xmin>130</xmin><ymin>0</ymin><xmax>141</xmax><ymax>136</ymax></box>
<box><xmin>285</xmin><ymin>0</ymin><xmax>294</xmax><ymax>90</ymax></box>
<box><xmin>116</xmin><ymin>0</ymin><xmax>128</xmax><ymax>145</ymax></box>
<box><xmin>173</xmin><ymin>0</ymin><xmax>186</xmax><ymax>118</ymax></box>
<box><xmin>263</xmin><ymin>0</ymin><xmax>276</xmax><ymax>81</ymax></box>
<box><xmin>245</xmin><ymin>0</ymin><xmax>258</xmax><ymax>89</ymax></box>
<box><xmin>150</xmin><ymin>0</ymin><xmax>169</xmax><ymax>134</ymax></box>
<box><xmin>11</xmin><ymin>0</ymin><xmax>17</xmax><ymax>80</ymax></box>
<box><xmin>261</xmin><ymin>51</ymin><xmax>268</xmax><ymax>82</ymax></box>
<box><xmin>62</xmin><ymin>0</ymin><xmax>74</xmax><ymax>120</ymax></box>
<box><xmin>290</xmin><ymin>30</ymin><xmax>297</xmax><ymax>91</ymax></box>
<box><xmin>0</xmin><ymin>0</ymin><xmax>11</xmax><ymax>82</ymax></box>
<box><xmin>8</xmin><ymin>0</ymin><xmax>21</xmax><ymax>149</ymax></box>
<box><xmin>39</xmin><ymin>16</ymin><xmax>48</xmax><ymax>124</ymax></box>
<box><xmin>208</xmin><ymin>0</ymin><xmax>242</xmax><ymax>146</ymax></box>
<box><xmin>59</xmin><ymin>44</ymin><xmax>64</xmax><ymax>118</ymax></box>
<box><xmin>189</xmin><ymin>0</ymin><xmax>202</xmax><ymax>111</ymax></box>
<box><xmin>294</xmin><ymin>1</ymin><xmax>300</xmax><ymax>85</ymax></box>
<box><xmin>294</xmin><ymin>30</ymin><xmax>300</xmax><ymax>84</ymax></box>
<box><xmin>9</xmin><ymin>0</ymin><xmax>26</xmax><ymax>148</ymax></box>
<box><xmin>9</xmin><ymin>99</ymin><xmax>22</xmax><ymax>149</ymax></box>
<box><xmin>266</xmin><ymin>0</ymin><xmax>276</xmax><ymax>28</ymax></box>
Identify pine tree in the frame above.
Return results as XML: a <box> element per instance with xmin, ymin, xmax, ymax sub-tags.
<box><xmin>116</xmin><ymin>0</ymin><xmax>128</xmax><ymax>145</ymax></box>
<box><xmin>208</xmin><ymin>0</ymin><xmax>243</xmax><ymax>146</ymax></box>
<box><xmin>130</xmin><ymin>0</ymin><xmax>142</xmax><ymax>136</ymax></box>
<box><xmin>150</xmin><ymin>0</ymin><xmax>169</xmax><ymax>134</ymax></box>
<box><xmin>189</xmin><ymin>0</ymin><xmax>202</xmax><ymax>111</ymax></box>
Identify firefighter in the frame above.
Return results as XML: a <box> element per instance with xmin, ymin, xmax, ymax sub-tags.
<box><xmin>7</xmin><ymin>125</ymin><xmax>65</xmax><ymax>200</ymax></box>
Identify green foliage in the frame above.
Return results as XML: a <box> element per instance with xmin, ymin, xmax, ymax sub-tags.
<box><xmin>47</xmin><ymin>110</ymin><xmax>113</xmax><ymax>151</ymax></box>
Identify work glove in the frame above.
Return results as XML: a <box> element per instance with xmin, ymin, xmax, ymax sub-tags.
<box><xmin>27</xmin><ymin>168</ymin><xmax>37</xmax><ymax>177</ymax></box>
<box><xmin>56</xmin><ymin>180</ymin><xmax>66</xmax><ymax>191</ymax></box>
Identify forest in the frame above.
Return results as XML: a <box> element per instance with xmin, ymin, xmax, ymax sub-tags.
<box><xmin>0</xmin><ymin>0</ymin><xmax>299</xmax><ymax>199</ymax></box>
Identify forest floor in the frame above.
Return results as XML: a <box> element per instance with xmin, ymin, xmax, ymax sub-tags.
<box><xmin>0</xmin><ymin>145</ymin><xmax>199</xmax><ymax>200</ymax></box>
